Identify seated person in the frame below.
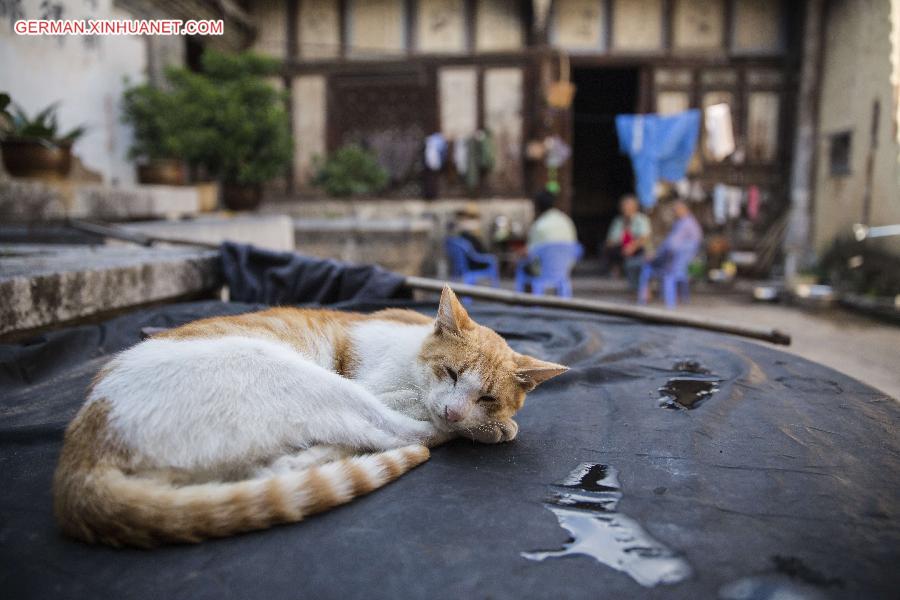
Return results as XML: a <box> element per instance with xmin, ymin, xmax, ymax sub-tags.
<box><xmin>522</xmin><ymin>190</ymin><xmax>578</xmax><ymax>275</ymax></box>
<box><xmin>638</xmin><ymin>199</ymin><xmax>702</xmax><ymax>304</ymax></box>
<box><xmin>452</xmin><ymin>203</ymin><xmax>487</xmax><ymax>254</ymax></box>
<box><xmin>601</xmin><ymin>194</ymin><xmax>651</xmax><ymax>288</ymax></box>
<box><xmin>527</xmin><ymin>190</ymin><xmax>577</xmax><ymax>250</ymax></box>
<box><xmin>449</xmin><ymin>203</ymin><xmax>493</xmax><ymax>271</ymax></box>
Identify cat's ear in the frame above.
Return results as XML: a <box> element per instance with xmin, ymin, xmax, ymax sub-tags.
<box><xmin>435</xmin><ymin>285</ymin><xmax>472</xmax><ymax>335</ymax></box>
<box><xmin>514</xmin><ymin>354</ymin><xmax>569</xmax><ymax>391</ymax></box>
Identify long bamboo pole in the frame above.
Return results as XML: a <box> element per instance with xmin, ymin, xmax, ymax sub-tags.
<box><xmin>404</xmin><ymin>276</ymin><xmax>791</xmax><ymax>346</ymax></box>
<box><xmin>66</xmin><ymin>219</ymin><xmax>791</xmax><ymax>346</ymax></box>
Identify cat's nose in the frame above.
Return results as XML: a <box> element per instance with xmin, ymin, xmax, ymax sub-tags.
<box><xmin>444</xmin><ymin>406</ymin><xmax>465</xmax><ymax>423</ymax></box>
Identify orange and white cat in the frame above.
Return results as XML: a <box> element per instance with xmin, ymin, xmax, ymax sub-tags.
<box><xmin>54</xmin><ymin>286</ymin><xmax>567</xmax><ymax>547</ymax></box>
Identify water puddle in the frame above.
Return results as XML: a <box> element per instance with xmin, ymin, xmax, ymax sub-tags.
<box><xmin>658</xmin><ymin>360</ymin><xmax>721</xmax><ymax>409</ymax></box>
<box><xmin>719</xmin><ymin>576</ymin><xmax>828</xmax><ymax>600</ymax></box>
<box><xmin>522</xmin><ymin>462</ymin><xmax>692</xmax><ymax>587</ymax></box>
<box><xmin>718</xmin><ymin>555</ymin><xmax>842</xmax><ymax>599</ymax></box>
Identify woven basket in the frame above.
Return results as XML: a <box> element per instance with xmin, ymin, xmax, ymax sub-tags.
<box><xmin>546</xmin><ymin>53</ymin><xmax>576</xmax><ymax>109</ymax></box>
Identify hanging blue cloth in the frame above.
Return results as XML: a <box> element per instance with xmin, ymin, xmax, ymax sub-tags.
<box><xmin>615</xmin><ymin>110</ymin><xmax>701</xmax><ymax>209</ymax></box>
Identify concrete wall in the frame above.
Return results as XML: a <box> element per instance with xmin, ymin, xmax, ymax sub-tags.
<box><xmin>0</xmin><ymin>0</ymin><xmax>147</xmax><ymax>185</ymax></box>
<box><xmin>262</xmin><ymin>198</ymin><xmax>533</xmax><ymax>275</ymax></box>
<box><xmin>814</xmin><ymin>0</ymin><xmax>900</xmax><ymax>256</ymax></box>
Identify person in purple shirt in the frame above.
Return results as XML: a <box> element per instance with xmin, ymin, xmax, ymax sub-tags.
<box><xmin>638</xmin><ymin>200</ymin><xmax>702</xmax><ymax>305</ymax></box>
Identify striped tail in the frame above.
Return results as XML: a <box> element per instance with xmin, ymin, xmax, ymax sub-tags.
<box><xmin>55</xmin><ymin>445</ymin><xmax>429</xmax><ymax>547</ymax></box>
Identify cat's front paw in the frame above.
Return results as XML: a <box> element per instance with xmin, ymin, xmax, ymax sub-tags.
<box><xmin>469</xmin><ymin>418</ymin><xmax>518</xmax><ymax>444</ymax></box>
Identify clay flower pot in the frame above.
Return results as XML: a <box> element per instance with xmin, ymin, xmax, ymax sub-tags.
<box><xmin>1</xmin><ymin>138</ymin><xmax>72</xmax><ymax>178</ymax></box>
<box><xmin>136</xmin><ymin>159</ymin><xmax>188</xmax><ymax>185</ymax></box>
<box><xmin>221</xmin><ymin>183</ymin><xmax>262</xmax><ymax>211</ymax></box>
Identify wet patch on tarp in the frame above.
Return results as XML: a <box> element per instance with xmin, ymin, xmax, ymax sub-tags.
<box><xmin>522</xmin><ymin>462</ymin><xmax>692</xmax><ymax>587</ymax></box>
<box><xmin>658</xmin><ymin>360</ymin><xmax>722</xmax><ymax>409</ymax></box>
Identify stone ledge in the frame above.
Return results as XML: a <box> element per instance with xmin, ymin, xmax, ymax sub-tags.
<box><xmin>0</xmin><ymin>179</ymin><xmax>208</xmax><ymax>222</ymax></box>
<box><xmin>0</xmin><ymin>245</ymin><xmax>220</xmax><ymax>337</ymax></box>
<box><xmin>118</xmin><ymin>214</ymin><xmax>295</xmax><ymax>251</ymax></box>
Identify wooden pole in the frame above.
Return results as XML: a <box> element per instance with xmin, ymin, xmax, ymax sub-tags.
<box><xmin>784</xmin><ymin>0</ymin><xmax>824</xmax><ymax>283</ymax></box>
<box><xmin>68</xmin><ymin>219</ymin><xmax>220</xmax><ymax>250</ymax></box>
<box><xmin>65</xmin><ymin>219</ymin><xmax>791</xmax><ymax>346</ymax></box>
<box><xmin>404</xmin><ymin>276</ymin><xmax>792</xmax><ymax>346</ymax></box>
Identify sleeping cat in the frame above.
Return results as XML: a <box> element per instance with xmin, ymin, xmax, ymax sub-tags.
<box><xmin>54</xmin><ymin>286</ymin><xmax>567</xmax><ymax>547</ymax></box>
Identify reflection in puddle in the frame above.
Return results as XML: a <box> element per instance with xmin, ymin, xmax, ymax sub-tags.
<box><xmin>522</xmin><ymin>463</ymin><xmax>692</xmax><ymax>587</ymax></box>
<box><xmin>659</xmin><ymin>360</ymin><xmax>721</xmax><ymax>409</ymax></box>
<box><xmin>658</xmin><ymin>376</ymin><xmax>720</xmax><ymax>409</ymax></box>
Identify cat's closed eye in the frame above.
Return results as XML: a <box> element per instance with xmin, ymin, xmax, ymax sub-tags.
<box><xmin>478</xmin><ymin>395</ymin><xmax>497</xmax><ymax>403</ymax></box>
<box><xmin>445</xmin><ymin>366</ymin><xmax>458</xmax><ymax>383</ymax></box>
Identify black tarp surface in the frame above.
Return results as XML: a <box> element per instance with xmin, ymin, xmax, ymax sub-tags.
<box><xmin>1</xmin><ymin>299</ymin><xmax>898</xmax><ymax>599</ymax></box>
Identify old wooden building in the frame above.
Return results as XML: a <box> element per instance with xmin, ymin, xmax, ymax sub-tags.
<box><xmin>247</xmin><ymin>0</ymin><xmax>798</xmax><ymax>256</ymax></box>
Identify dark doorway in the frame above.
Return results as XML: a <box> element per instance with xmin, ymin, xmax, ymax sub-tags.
<box><xmin>571</xmin><ymin>67</ymin><xmax>639</xmax><ymax>256</ymax></box>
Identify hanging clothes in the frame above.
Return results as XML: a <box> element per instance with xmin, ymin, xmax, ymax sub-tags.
<box><xmin>615</xmin><ymin>110</ymin><xmax>702</xmax><ymax>209</ymax></box>
<box><xmin>544</xmin><ymin>135</ymin><xmax>571</xmax><ymax>169</ymax></box>
<box><xmin>465</xmin><ymin>136</ymin><xmax>480</xmax><ymax>191</ymax></box>
<box><xmin>424</xmin><ymin>133</ymin><xmax>447</xmax><ymax>171</ymax></box>
<box><xmin>727</xmin><ymin>187</ymin><xmax>743</xmax><ymax>219</ymax></box>
<box><xmin>453</xmin><ymin>137</ymin><xmax>469</xmax><ymax>175</ymax></box>
<box><xmin>747</xmin><ymin>185</ymin><xmax>760</xmax><ymax>221</ymax></box>
<box><xmin>704</xmin><ymin>103</ymin><xmax>736</xmax><ymax>162</ymax></box>
<box><xmin>713</xmin><ymin>184</ymin><xmax>729</xmax><ymax>225</ymax></box>
<box><xmin>476</xmin><ymin>130</ymin><xmax>495</xmax><ymax>172</ymax></box>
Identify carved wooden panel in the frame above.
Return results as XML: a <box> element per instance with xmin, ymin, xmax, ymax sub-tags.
<box><xmin>476</xmin><ymin>0</ymin><xmax>524</xmax><ymax>51</ymax></box>
<box><xmin>553</xmin><ymin>0</ymin><xmax>605</xmax><ymax>51</ymax></box>
<box><xmin>733</xmin><ymin>0</ymin><xmax>782</xmax><ymax>54</ymax></box>
<box><xmin>329</xmin><ymin>72</ymin><xmax>432</xmax><ymax>195</ymax></box>
<box><xmin>299</xmin><ymin>0</ymin><xmax>341</xmax><ymax>59</ymax></box>
<box><xmin>417</xmin><ymin>0</ymin><xmax>466</xmax><ymax>53</ymax></box>
<box><xmin>250</xmin><ymin>0</ymin><xmax>287</xmax><ymax>59</ymax></box>
<box><xmin>672</xmin><ymin>0</ymin><xmax>725</xmax><ymax>51</ymax></box>
<box><xmin>347</xmin><ymin>0</ymin><xmax>406</xmax><ymax>58</ymax></box>
<box><xmin>612</xmin><ymin>0</ymin><xmax>663</xmax><ymax>51</ymax></box>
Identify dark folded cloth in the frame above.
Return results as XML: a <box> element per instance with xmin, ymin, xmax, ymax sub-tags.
<box><xmin>220</xmin><ymin>241</ymin><xmax>410</xmax><ymax>306</ymax></box>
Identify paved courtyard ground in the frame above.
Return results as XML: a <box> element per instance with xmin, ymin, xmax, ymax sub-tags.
<box><xmin>569</xmin><ymin>276</ymin><xmax>900</xmax><ymax>401</ymax></box>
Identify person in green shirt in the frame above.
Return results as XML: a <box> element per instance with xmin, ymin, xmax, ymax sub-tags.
<box><xmin>601</xmin><ymin>194</ymin><xmax>652</xmax><ymax>289</ymax></box>
<box><xmin>520</xmin><ymin>191</ymin><xmax>578</xmax><ymax>277</ymax></box>
<box><xmin>527</xmin><ymin>191</ymin><xmax>577</xmax><ymax>251</ymax></box>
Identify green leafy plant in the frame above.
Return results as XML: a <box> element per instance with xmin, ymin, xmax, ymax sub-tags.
<box><xmin>0</xmin><ymin>93</ymin><xmax>11</xmax><ymax>129</ymax></box>
<box><xmin>817</xmin><ymin>236</ymin><xmax>900</xmax><ymax>297</ymax></box>
<box><xmin>0</xmin><ymin>99</ymin><xmax>85</xmax><ymax>144</ymax></box>
<box><xmin>121</xmin><ymin>51</ymin><xmax>292</xmax><ymax>185</ymax></box>
<box><xmin>313</xmin><ymin>144</ymin><xmax>389</xmax><ymax>197</ymax></box>
<box><xmin>121</xmin><ymin>83</ymin><xmax>185</xmax><ymax>161</ymax></box>
<box><xmin>171</xmin><ymin>51</ymin><xmax>291</xmax><ymax>185</ymax></box>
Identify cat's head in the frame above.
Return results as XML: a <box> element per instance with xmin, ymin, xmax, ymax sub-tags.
<box><xmin>418</xmin><ymin>286</ymin><xmax>568</xmax><ymax>442</ymax></box>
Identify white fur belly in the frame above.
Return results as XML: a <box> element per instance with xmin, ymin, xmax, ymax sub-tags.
<box><xmin>93</xmin><ymin>336</ymin><xmax>323</xmax><ymax>470</ymax></box>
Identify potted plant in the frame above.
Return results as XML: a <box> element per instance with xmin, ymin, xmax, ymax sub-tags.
<box><xmin>165</xmin><ymin>51</ymin><xmax>292</xmax><ymax>210</ymax></box>
<box><xmin>313</xmin><ymin>144</ymin><xmax>389</xmax><ymax>197</ymax></box>
<box><xmin>121</xmin><ymin>84</ymin><xmax>188</xmax><ymax>185</ymax></box>
<box><xmin>0</xmin><ymin>94</ymin><xmax>85</xmax><ymax>179</ymax></box>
